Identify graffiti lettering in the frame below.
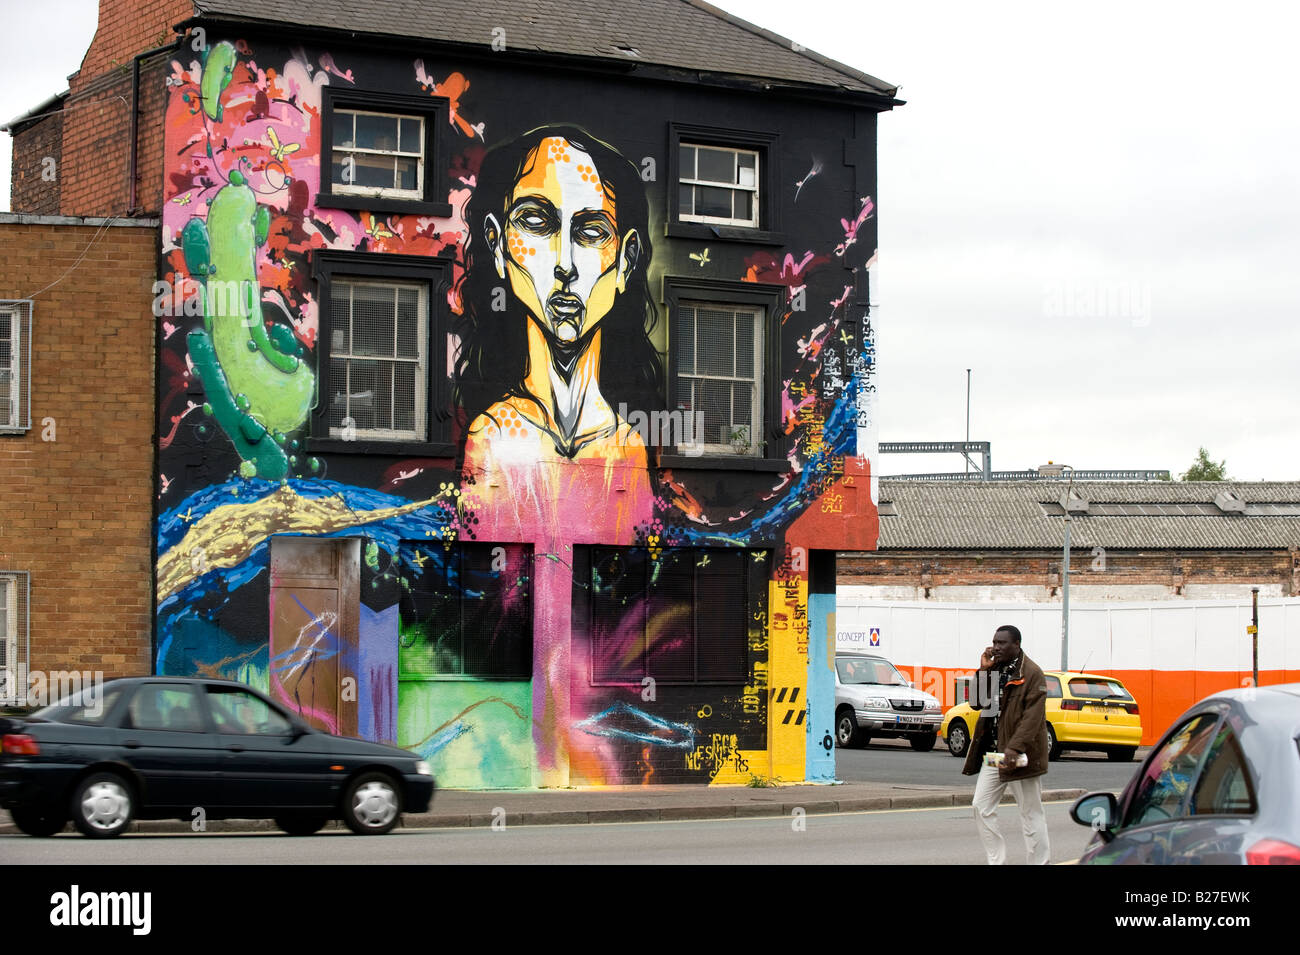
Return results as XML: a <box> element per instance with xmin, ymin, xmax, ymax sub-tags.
<box><xmin>685</xmin><ymin>732</ymin><xmax>748</xmax><ymax>779</ymax></box>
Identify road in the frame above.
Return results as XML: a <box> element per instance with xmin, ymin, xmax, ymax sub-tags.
<box><xmin>835</xmin><ymin>737</ymin><xmax>1145</xmax><ymax>792</ymax></box>
<box><xmin>2</xmin><ymin>802</ymin><xmax>1094</xmax><ymax>864</ymax></box>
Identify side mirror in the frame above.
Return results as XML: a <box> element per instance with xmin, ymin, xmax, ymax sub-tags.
<box><xmin>1070</xmin><ymin>791</ymin><xmax>1119</xmax><ymax>843</ymax></box>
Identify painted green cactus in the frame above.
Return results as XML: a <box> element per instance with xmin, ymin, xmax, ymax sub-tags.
<box><xmin>199</xmin><ymin>41</ymin><xmax>237</xmax><ymax>122</ymax></box>
<box><xmin>183</xmin><ymin>42</ymin><xmax>315</xmax><ymax>480</ymax></box>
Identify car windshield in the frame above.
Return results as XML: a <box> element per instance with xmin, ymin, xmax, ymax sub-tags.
<box><xmin>837</xmin><ymin>657</ymin><xmax>908</xmax><ymax>686</ymax></box>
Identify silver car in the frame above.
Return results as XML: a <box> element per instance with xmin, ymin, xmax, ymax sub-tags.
<box><xmin>1070</xmin><ymin>683</ymin><xmax>1300</xmax><ymax>864</ymax></box>
<box><xmin>834</xmin><ymin>651</ymin><xmax>943</xmax><ymax>752</ymax></box>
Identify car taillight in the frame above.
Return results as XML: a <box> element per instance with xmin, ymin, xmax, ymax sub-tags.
<box><xmin>1060</xmin><ymin>699</ymin><xmax>1083</xmax><ymax>710</ymax></box>
<box><xmin>1124</xmin><ymin>703</ymin><xmax>1139</xmax><ymax>715</ymax></box>
<box><xmin>1246</xmin><ymin>839</ymin><xmax>1300</xmax><ymax>865</ymax></box>
<box><xmin>2</xmin><ymin>734</ymin><xmax>40</xmax><ymax>755</ymax></box>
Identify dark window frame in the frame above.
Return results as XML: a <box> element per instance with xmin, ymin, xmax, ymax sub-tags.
<box><xmin>318</xmin><ymin>87</ymin><xmax>452</xmax><ymax>218</ymax></box>
<box><xmin>309</xmin><ymin>249</ymin><xmax>455</xmax><ymax>456</ymax></box>
<box><xmin>666</xmin><ymin>123</ymin><xmax>784</xmax><ymax>246</ymax></box>
<box><xmin>661</xmin><ymin>275</ymin><xmax>786</xmax><ymax>468</ymax></box>
<box><xmin>398</xmin><ymin>541</ymin><xmax>534</xmax><ymax>682</ymax></box>
<box><xmin>588</xmin><ymin>545</ymin><xmax>766</xmax><ymax>687</ymax></box>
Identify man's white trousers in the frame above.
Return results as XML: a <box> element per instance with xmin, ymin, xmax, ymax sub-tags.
<box><xmin>972</xmin><ymin>761</ymin><xmax>1050</xmax><ymax>865</ymax></box>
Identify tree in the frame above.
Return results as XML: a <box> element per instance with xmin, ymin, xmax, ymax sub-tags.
<box><xmin>1180</xmin><ymin>447</ymin><xmax>1228</xmax><ymax>481</ymax></box>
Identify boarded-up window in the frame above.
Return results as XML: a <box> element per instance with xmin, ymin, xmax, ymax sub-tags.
<box><xmin>590</xmin><ymin>547</ymin><xmax>759</xmax><ymax>685</ymax></box>
<box><xmin>399</xmin><ymin>542</ymin><xmax>532</xmax><ymax>679</ymax></box>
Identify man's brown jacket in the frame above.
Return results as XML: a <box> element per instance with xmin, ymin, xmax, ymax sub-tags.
<box><xmin>961</xmin><ymin>652</ymin><xmax>1049</xmax><ymax>781</ymax></box>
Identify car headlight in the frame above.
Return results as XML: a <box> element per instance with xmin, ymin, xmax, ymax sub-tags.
<box><xmin>414</xmin><ymin>760</ymin><xmax>432</xmax><ymax>776</ymax></box>
<box><xmin>864</xmin><ymin>697</ymin><xmax>890</xmax><ymax>709</ymax></box>
<box><xmin>924</xmin><ymin>701</ymin><xmax>941</xmax><ymax>713</ymax></box>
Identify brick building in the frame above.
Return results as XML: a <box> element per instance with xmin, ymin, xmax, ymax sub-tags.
<box><xmin>7</xmin><ymin>0</ymin><xmax>891</xmax><ymax>787</ymax></box>
<box><xmin>0</xmin><ymin>214</ymin><xmax>158</xmax><ymax>700</ymax></box>
<box><xmin>841</xmin><ymin>480</ymin><xmax>1300</xmax><ymax>601</ymax></box>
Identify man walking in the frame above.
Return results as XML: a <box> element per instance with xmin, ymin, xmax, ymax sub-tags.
<box><xmin>963</xmin><ymin>624</ymin><xmax>1051</xmax><ymax>864</ymax></box>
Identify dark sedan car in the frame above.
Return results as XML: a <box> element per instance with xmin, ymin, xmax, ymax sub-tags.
<box><xmin>0</xmin><ymin>677</ymin><xmax>435</xmax><ymax>837</ymax></box>
<box><xmin>1069</xmin><ymin>682</ymin><xmax>1300</xmax><ymax>864</ymax></box>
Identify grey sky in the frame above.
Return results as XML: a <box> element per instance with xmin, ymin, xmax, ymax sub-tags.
<box><xmin>4</xmin><ymin>0</ymin><xmax>1297</xmax><ymax>480</ymax></box>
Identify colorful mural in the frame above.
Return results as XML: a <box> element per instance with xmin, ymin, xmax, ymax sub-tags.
<box><xmin>156</xmin><ymin>35</ymin><xmax>879</xmax><ymax>788</ymax></box>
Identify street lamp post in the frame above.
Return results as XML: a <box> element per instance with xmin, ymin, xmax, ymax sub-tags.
<box><xmin>1038</xmin><ymin>462</ymin><xmax>1074</xmax><ymax>670</ymax></box>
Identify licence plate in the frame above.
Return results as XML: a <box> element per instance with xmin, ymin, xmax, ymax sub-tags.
<box><xmin>895</xmin><ymin>716</ymin><xmax>924</xmax><ymax>724</ymax></box>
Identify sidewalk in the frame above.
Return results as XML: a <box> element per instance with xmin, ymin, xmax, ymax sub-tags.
<box><xmin>0</xmin><ymin>780</ymin><xmax>1089</xmax><ymax>835</ymax></box>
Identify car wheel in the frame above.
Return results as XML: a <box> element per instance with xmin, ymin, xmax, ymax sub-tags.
<box><xmin>10</xmin><ymin>807</ymin><xmax>66</xmax><ymax>837</ymax></box>
<box><xmin>946</xmin><ymin>720</ymin><xmax>970</xmax><ymax>757</ymax></box>
<box><xmin>71</xmin><ymin>772</ymin><xmax>134</xmax><ymax>838</ymax></box>
<box><xmin>1046</xmin><ymin>724</ymin><xmax>1062</xmax><ymax>761</ymax></box>
<box><xmin>835</xmin><ymin>710</ymin><xmax>861</xmax><ymax>749</ymax></box>
<box><xmin>342</xmin><ymin>772</ymin><xmax>400</xmax><ymax>835</ymax></box>
<box><xmin>276</xmin><ymin>814</ymin><xmax>330</xmax><ymax>836</ymax></box>
<box><xmin>1107</xmin><ymin>746</ymin><xmax>1137</xmax><ymax>762</ymax></box>
<box><xmin>909</xmin><ymin>732</ymin><xmax>938</xmax><ymax>753</ymax></box>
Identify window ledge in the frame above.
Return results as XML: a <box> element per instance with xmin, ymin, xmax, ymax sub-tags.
<box><xmin>665</xmin><ymin>221</ymin><xmax>787</xmax><ymax>246</ymax></box>
<box><xmin>306</xmin><ymin>437</ymin><xmax>457</xmax><ymax>458</ymax></box>
<box><xmin>315</xmin><ymin>191</ymin><xmax>453</xmax><ymax>219</ymax></box>
<box><xmin>658</xmin><ymin>453</ymin><xmax>788</xmax><ymax>472</ymax></box>
<box><xmin>398</xmin><ymin>675</ymin><xmax>531</xmax><ymax>683</ymax></box>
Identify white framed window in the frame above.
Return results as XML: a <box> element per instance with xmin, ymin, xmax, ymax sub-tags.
<box><xmin>330</xmin><ymin>109</ymin><xmax>425</xmax><ymax>200</ymax></box>
<box><xmin>327</xmin><ymin>279</ymin><xmax>428</xmax><ymax>441</ymax></box>
<box><xmin>674</xmin><ymin>301</ymin><xmax>762</xmax><ymax>456</ymax></box>
<box><xmin>0</xmin><ymin>301</ymin><xmax>32</xmax><ymax>433</ymax></box>
<box><xmin>0</xmin><ymin>572</ymin><xmax>27</xmax><ymax>706</ymax></box>
<box><xmin>678</xmin><ymin>144</ymin><xmax>760</xmax><ymax>228</ymax></box>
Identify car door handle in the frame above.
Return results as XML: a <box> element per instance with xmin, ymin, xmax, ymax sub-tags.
<box><xmin>124</xmin><ymin>739</ymin><xmax>141</xmax><ymax>749</ymax></box>
<box><xmin>227</xmin><ymin>744</ymin><xmax>245</xmax><ymax>753</ymax></box>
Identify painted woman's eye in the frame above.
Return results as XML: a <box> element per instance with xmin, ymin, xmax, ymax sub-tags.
<box><xmin>574</xmin><ymin>217</ymin><xmax>614</xmax><ymax>245</ymax></box>
<box><xmin>510</xmin><ymin>204</ymin><xmax>557</xmax><ymax>235</ymax></box>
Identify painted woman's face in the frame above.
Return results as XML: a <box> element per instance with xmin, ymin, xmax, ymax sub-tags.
<box><xmin>501</xmin><ymin>137</ymin><xmax>623</xmax><ymax>345</ymax></box>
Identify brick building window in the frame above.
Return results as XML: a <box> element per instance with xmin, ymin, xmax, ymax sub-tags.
<box><xmin>0</xmin><ymin>572</ymin><xmax>29</xmax><ymax>705</ymax></box>
<box><xmin>310</xmin><ymin>250</ymin><xmax>454</xmax><ymax>455</ymax></box>
<box><xmin>327</xmin><ymin>278</ymin><xmax>428</xmax><ymax>442</ymax></box>
<box><xmin>663</xmin><ymin>277</ymin><xmax>784</xmax><ymax>461</ymax></box>
<box><xmin>589</xmin><ymin>547</ymin><xmax>762</xmax><ymax>685</ymax></box>
<box><xmin>675</xmin><ymin>300</ymin><xmax>762</xmax><ymax>455</ymax></box>
<box><xmin>666</xmin><ymin>124</ymin><xmax>782</xmax><ymax>244</ymax></box>
<box><xmin>0</xmin><ymin>301</ymin><xmax>32</xmax><ymax>433</ymax></box>
<box><xmin>330</xmin><ymin>110</ymin><xmax>425</xmax><ymax>201</ymax></box>
<box><xmin>317</xmin><ymin>88</ymin><xmax>451</xmax><ymax>218</ymax></box>
<box><xmin>399</xmin><ymin>542</ymin><xmax>532</xmax><ymax>679</ymax></box>
<box><xmin>678</xmin><ymin>144</ymin><xmax>759</xmax><ymax>227</ymax></box>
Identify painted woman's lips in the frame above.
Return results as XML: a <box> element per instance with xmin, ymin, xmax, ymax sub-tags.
<box><xmin>547</xmin><ymin>292</ymin><xmax>583</xmax><ymax>320</ymax></box>
<box><xmin>547</xmin><ymin>293</ymin><xmax>584</xmax><ymax>342</ymax></box>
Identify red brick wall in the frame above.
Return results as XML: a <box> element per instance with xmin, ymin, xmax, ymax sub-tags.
<box><xmin>0</xmin><ymin>219</ymin><xmax>157</xmax><ymax>678</ymax></box>
<box><xmin>72</xmin><ymin>0</ymin><xmax>192</xmax><ymax>92</ymax></box>
<box><xmin>50</xmin><ymin>0</ymin><xmax>191</xmax><ymax>216</ymax></box>
<box><xmin>840</xmin><ymin>549</ymin><xmax>1297</xmax><ymax>595</ymax></box>
<box><xmin>8</xmin><ymin>113</ymin><xmax>63</xmax><ymax>215</ymax></box>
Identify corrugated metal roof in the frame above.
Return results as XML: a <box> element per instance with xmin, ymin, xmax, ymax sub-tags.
<box><xmin>875</xmin><ymin>481</ymin><xmax>1300</xmax><ymax>550</ymax></box>
<box><xmin>190</xmin><ymin>0</ymin><xmax>898</xmax><ymax>97</ymax></box>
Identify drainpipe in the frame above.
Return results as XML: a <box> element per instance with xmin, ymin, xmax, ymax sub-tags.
<box><xmin>129</xmin><ymin>42</ymin><xmax>181</xmax><ymax>216</ymax></box>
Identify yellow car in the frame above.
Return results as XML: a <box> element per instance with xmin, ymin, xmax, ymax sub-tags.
<box><xmin>940</xmin><ymin>671</ymin><xmax>1142</xmax><ymax>762</ymax></box>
